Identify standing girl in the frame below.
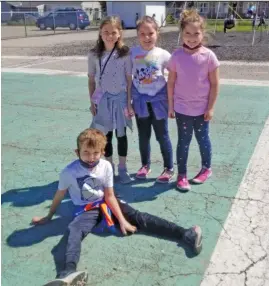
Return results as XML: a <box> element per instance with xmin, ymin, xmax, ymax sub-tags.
<box><xmin>131</xmin><ymin>16</ymin><xmax>174</xmax><ymax>183</ymax></box>
<box><xmin>167</xmin><ymin>10</ymin><xmax>220</xmax><ymax>191</ymax></box>
<box><xmin>88</xmin><ymin>16</ymin><xmax>134</xmax><ymax>184</ymax></box>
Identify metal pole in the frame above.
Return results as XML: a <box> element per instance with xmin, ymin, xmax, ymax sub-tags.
<box><xmin>252</xmin><ymin>1</ymin><xmax>259</xmax><ymax>46</ymax></box>
<box><xmin>177</xmin><ymin>1</ymin><xmax>187</xmax><ymax>46</ymax></box>
<box><xmin>23</xmin><ymin>12</ymin><xmax>27</xmax><ymax>37</ymax></box>
<box><xmin>53</xmin><ymin>11</ymin><xmax>56</xmax><ymax>34</ymax></box>
<box><xmin>76</xmin><ymin>11</ymin><xmax>79</xmax><ymax>31</ymax></box>
<box><xmin>214</xmin><ymin>2</ymin><xmax>220</xmax><ymax>35</ymax></box>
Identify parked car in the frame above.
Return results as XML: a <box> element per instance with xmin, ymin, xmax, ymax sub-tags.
<box><xmin>36</xmin><ymin>8</ymin><xmax>90</xmax><ymax>30</ymax></box>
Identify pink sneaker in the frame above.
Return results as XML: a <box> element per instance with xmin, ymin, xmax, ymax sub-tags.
<box><xmin>156</xmin><ymin>168</ymin><xmax>174</xmax><ymax>184</ymax></box>
<box><xmin>192</xmin><ymin>167</ymin><xmax>212</xmax><ymax>184</ymax></box>
<box><xmin>136</xmin><ymin>165</ymin><xmax>151</xmax><ymax>179</ymax></box>
<box><xmin>177</xmin><ymin>174</ymin><xmax>191</xmax><ymax>191</ymax></box>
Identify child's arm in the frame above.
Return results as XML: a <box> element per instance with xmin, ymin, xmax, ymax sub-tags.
<box><xmin>205</xmin><ymin>67</ymin><xmax>220</xmax><ymax>121</ymax></box>
<box><xmin>32</xmin><ymin>189</ymin><xmax>67</xmax><ymax>225</ymax></box>
<box><xmin>88</xmin><ymin>75</ymin><xmax>97</xmax><ymax>116</ymax></box>
<box><xmin>104</xmin><ymin>187</ymin><xmax>137</xmax><ymax>235</ymax></box>
<box><xmin>125</xmin><ymin>54</ymin><xmax>134</xmax><ymax>117</ymax></box>
<box><xmin>126</xmin><ymin>75</ymin><xmax>134</xmax><ymax>117</ymax></box>
<box><xmin>88</xmin><ymin>75</ymin><xmax>96</xmax><ymax>99</ymax></box>
<box><xmin>167</xmin><ymin>70</ymin><xmax>177</xmax><ymax>118</ymax></box>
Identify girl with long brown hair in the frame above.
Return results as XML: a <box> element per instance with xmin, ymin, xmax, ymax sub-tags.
<box><xmin>88</xmin><ymin>16</ymin><xmax>134</xmax><ymax>184</ymax></box>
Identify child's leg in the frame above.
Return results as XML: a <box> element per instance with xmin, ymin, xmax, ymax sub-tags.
<box><xmin>105</xmin><ymin>131</ymin><xmax>113</xmax><ymax>163</ymax></box>
<box><xmin>118</xmin><ymin>199</ymin><xmax>202</xmax><ymax>254</ymax></box>
<box><xmin>115</xmin><ymin>128</ymin><xmax>132</xmax><ymax>184</ymax></box>
<box><xmin>151</xmin><ymin>106</ymin><xmax>173</xmax><ymax>171</ymax></box>
<box><xmin>175</xmin><ymin>113</ymin><xmax>194</xmax><ymax>175</ymax></box>
<box><xmin>51</xmin><ymin>210</ymin><xmax>100</xmax><ymax>283</ymax></box>
<box><xmin>104</xmin><ymin>131</ymin><xmax>115</xmax><ymax>174</ymax></box>
<box><xmin>115</xmin><ymin>128</ymin><xmax>128</xmax><ymax>168</ymax></box>
<box><xmin>135</xmin><ymin>109</ymin><xmax>152</xmax><ymax>177</ymax></box>
<box><xmin>193</xmin><ymin>115</ymin><xmax>212</xmax><ymax>169</ymax></box>
<box><xmin>65</xmin><ymin>210</ymin><xmax>99</xmax><ymax>267</ymax></box>
<box><xmin>192</xmin><ymin>115</ymin><xmax>212</xmax><ymax>184</ymax></box>
<box><xmin>150</xmin><ymin>104</ymin><xmax>174</xmax><ymax>183</ymax></box>
<box><xmin>175</xmin><ymin>113</ymin><xmax>194</xmax><ymax>190</ymax></box>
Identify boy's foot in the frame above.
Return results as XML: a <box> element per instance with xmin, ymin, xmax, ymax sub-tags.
<box><xmin>183</xmin><ymin>225</ymin><xmax>203</xmax><ymax>255</ymax></box>
<box><xmin>176</xmin><ymin>174</ymin><xmax>191</xmax><ymax>191</ymax></box>
<box><xmin>44</xmin><ymin>270</ymin><xmax>88</xmax><ymax>286</ymax></box>
<box><xmin>118</xmin><ymin>166</ymin><xmax>133</xmax><ymax>184</ymax></box>
<box><xmin>136</xmin><ymin>165</ymin><xmax>151</xmax><ymax>179</ymax></box>
<box><xmin>156</xmin><ymin>168</ymin><xmax>174</xmax><ymax>183</ymax></box>
<box><xmin>192</xmin><ymin>167</ymin><xmax>212</xmax><ymax>184</ymax></box>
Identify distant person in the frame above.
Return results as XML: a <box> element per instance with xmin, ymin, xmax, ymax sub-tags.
<box><xmin>167</xmin><ymin>9</ymin><xmax>220</xmax><ymax>191</ymax></box>
<box><xmin>258</xmin><ymin>10</ymin><xmax>267</xmax><ymax>28</ymax></box>
<box><xmin>224</xmin><ymin>14</ymin><xmax>235</xmax><ymax>33</ymax></box>
<box><xmin>135</xmin><ymin>12</ymin><xmax>139</xmax><ymax>27</ymax></box>
<box><xmin>152</xmin><ymin>13</ymin><xmax>156</xmax><ymax>20</ymax></box>
<box><xmin>32</xmin><ymin>128</ymin><xmax>203</xmax><ymax>285</ymax></box>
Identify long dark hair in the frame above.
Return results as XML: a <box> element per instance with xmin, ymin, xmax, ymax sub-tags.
<box><xmin>91</xmin><ymin>16</ymin><xmax>129</xmax><ymax>58</ymax></box>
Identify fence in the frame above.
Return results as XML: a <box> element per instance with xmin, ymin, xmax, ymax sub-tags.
<box><xmin>1</xmin><ymin>10</ymin><xmax>107</xmax><ymax>40</ymax></box>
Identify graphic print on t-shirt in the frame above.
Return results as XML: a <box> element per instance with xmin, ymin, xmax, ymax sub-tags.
<box><xmin>76</xmin><ymin>175</ymin><xmax>102</xmax><ymax>202</ymax></box>
<box><xmin>133</xmin><ymin>54</ymin><xmax>158</xmax><ymax>86</ymax></box>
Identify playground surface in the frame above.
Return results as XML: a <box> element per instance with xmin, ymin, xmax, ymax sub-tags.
<box><xmin>1</xmin><ymin>28</ymin><xmax>269</xmax><ymax>286</ymax></box>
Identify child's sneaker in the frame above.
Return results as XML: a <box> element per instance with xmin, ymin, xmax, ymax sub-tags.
<box><xmin>44</xmin><ymin>270</ymin><xmax>88</xmax><ymax>286</ymax></box>
<box><xmin>183</xmin><ymin>225</ymin><xmax>203</xmax><ymax>255</ymax></box>
<box><xmin>176</xmin><ymin>174</ymin><xmax>191</xmax><ymax>191</ymax></box>
<box><xmin>118</xmin><ymin>166</ymin><xmax>133</xmax><ymax>184</ymax></box>
<box><xmin>136</xmin><ymin>165</ymin><xmax>151</xmax><ymax>179</ymax></box>
<box><xmin>156</xmin><ymin>168</ymin><xmax>174</xmax><ymax>183</ymax></box>
<box><xmin>192</xmin><ymin>167</ymin><xmax>212</xmax><ymax>184</ymax></box>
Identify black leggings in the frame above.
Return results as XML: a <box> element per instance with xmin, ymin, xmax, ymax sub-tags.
<box><xmin>105</xmin><ymin>128</ymin><xmax>128</xmax><ymax>157</ymax></box>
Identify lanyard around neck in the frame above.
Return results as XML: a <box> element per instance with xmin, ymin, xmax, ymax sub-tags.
<box><xmin>99</xmin><ymin>45</ymin><xmax>116</xmax><ymax>81</ymax></box>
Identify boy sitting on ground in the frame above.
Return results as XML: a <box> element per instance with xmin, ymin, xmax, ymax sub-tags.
<box><xmin>32</xmin><ymin>128</ymin><xmax>203</xmax><ymax>286</ymax></box>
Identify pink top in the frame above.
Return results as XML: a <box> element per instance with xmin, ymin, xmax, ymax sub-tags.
<box><xmin>167</xmin><ymin>46</ymin><xmax>220</xmax><ymax>116</ymax></box>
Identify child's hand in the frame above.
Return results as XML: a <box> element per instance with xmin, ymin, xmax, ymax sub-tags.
<box><xmin>128</xmin><ymin>105</ymin><xmax>135</xmax><ymax>117</ymax></box>
<box><xmin>204</xmin><ymin>109</ymin><xmax>214</xmax><ymax>121</ymax></box>
<box><xmin>119</xmin><ymin>220</ymin><xmax>137</xmax><ymax>235</ymax></box>
<box><xmin>90</xmin><ymin>103</ymin><xmax>97</xmax><ymax>116</ymax></box>
<box><xmin>31</xmin><ymin>216</ymin><xmax>51</xmax><ymax>225</ymax></box>
<box><xmin>168</xmin><ymin>108</ymin><xmax>175</xmax><ymax>119</ymax></box>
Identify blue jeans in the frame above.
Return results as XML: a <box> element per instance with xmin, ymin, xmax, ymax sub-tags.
<box><xmin>135</xmin><ymin>103</ymin><xmax>173</xmax><ymax>170</ymax></box>
<box><xmin>175</xmin><ymin>112</ymin><xmax>212</xmax><ymax>174</ymax></box>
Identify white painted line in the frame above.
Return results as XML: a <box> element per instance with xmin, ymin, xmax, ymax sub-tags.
<box><xmin>1</xmin><ymin>56</ymin><xmax>87</xmax><ymax>60</ymax></box>
<box><xmin>2</xmin><ymin>56</ymin><xmax>269</xmax><ymax>67</ymax></box>
<box><xmin>220</xmin><ymin>78</ymin><xmax>269</xmax><ymax>87</ymax></box>
<box><xmin>1</xmin><ymin>68</ymin><xmax>86</xmax><ymax>77</ymax></box>
<box><xmin>201</xmin><ymin>117</ymin><xmax>269</xmax><ymax>286</ymax></box>
<box><xmin>7</xmin><ymin>59</ymin><xmax>63</xmax><ymax>69</ymax></box>
<box><xmin>2</xmin><ymin>67</ymin><xmax>269</xmax><ymax>87</ymax></box>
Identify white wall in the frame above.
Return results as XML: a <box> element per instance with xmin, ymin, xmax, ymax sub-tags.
<box><xmin>107</xmin><ymin>1</ymin><xmax>166</xmax><ymax>28</ymax></box>
<box><xmin>107</xmin><ymin>1</ymin><xmax>141</xmax><ymax>28</ymax></box>
<box><xmin>143</xmin><ymin>2</ymin><xmax>166</xmax><ymax>27</ymax></box>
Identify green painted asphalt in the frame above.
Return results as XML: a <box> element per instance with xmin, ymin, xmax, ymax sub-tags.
<box><xmin>1</xmin><ymin>72</ymin><xmax>269</xmax><ymax>286</ymax></box>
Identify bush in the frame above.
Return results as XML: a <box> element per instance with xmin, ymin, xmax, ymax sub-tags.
<box><xmin>166</xmin><ymin>14</ymin><xmax>175</xmax><ymax>24</ymax></box>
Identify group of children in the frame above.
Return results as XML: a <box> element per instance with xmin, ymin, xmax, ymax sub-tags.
<box><xmin>32</xmin><ymin>9</ymin><xmax>220</xmax><ymax>286</ymax></box>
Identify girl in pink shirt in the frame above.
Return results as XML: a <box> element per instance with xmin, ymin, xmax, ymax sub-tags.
<box><xmin>167</xmin><ymin>9</ymin><xmax>220</xmax><ymax>191</ymax></box>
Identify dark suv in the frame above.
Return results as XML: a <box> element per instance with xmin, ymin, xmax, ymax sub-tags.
<box><xmin>36</xmin><ymin>8</ymin><xmax>90</xmax><ymax>30</ymax></box>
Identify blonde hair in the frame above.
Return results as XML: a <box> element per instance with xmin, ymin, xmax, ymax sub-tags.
<box><xmin>77</xmin><ymin>128</ymin><xmax>107</xmax><ymax>153</ymax></box>
<box><xmin>136</xmin><ymin>15</ymin><xmax>160</xmax><ymax>33</ymax></box>
<box><xmin>179</xmin><ymin>9</ymin><xmax>206</xmax><ymax>32</ymax></box>
<box><xmin>91</xmin><ymin>16</ymin><xmax>129</xmax><ymax>58</ymax></box>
